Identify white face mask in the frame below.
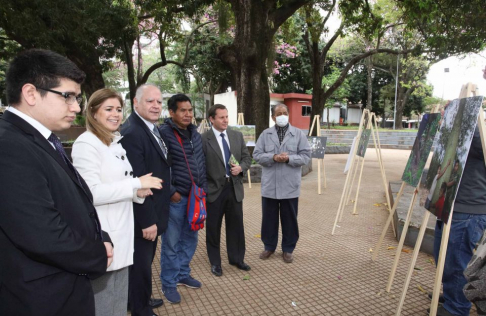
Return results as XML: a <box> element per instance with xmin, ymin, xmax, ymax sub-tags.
<box><xmin>275</xmin><ymin>115</ymin><xmax>289</xmax><ymax>127</ymax></box>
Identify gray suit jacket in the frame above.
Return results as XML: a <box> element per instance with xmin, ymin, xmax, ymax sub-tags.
<box><xmin>202</xmin><ymin>128</ymin><xmax>252</xmax><ymax>203</ymax></box>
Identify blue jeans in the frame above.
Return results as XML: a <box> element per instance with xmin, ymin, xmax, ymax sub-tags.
<box><xmin>434</xmin><ymin>212</ymin><xmax>486</xmax><ymax>316</ymax></box>
<box><xmin>160</xmin><ymin>196</ymin><xmax>198</xmax><ymax>288</ymax></box>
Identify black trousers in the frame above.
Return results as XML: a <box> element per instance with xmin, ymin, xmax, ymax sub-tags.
<box><xmin>129</xmin><ymin>236</ymin><xmax>158</xmax><ymax>316</ymax></box>
<box><xmin>261</xmin><ymin>197</ymin><xmax>299</xmax><ymax>253</ymax></box>
<box><xmin>206</xmin><ymin>181</ymin><xmax>246</xmax><ymax>265</ymax></box>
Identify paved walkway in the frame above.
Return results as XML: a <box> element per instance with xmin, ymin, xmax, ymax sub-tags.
<box><xmin>137</xmin><ymin>149</ymin><xmax>476</xmax><ymax>316</ymax></box>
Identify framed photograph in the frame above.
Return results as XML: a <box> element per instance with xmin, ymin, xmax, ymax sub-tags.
<box><xmin>307</xmin><ymin>136</ymin><xmax>327</xmax><ymax>159</ymax></box>
<box><xmin>419</xmin><ymin>96</ymin><xmax>483</xmax><ymax>223</ymax></box>
<box><xmin>356</xmin><ymin>129</ymin><xmax>371</xmax><ymax>158</ymax></box>
<box><xmin>229</xmin><ymin>125</ymin><xmax>256</xmax><ymax>146</ymax></box>
<box><xmin>401</xmin><ymin>113</ymin><xmax>441</xmax><ymax>187</ymax></box>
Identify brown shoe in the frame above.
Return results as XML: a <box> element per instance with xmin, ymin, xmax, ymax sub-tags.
<box><xmin>283</xmin><ymin>252</ymin><xmax>293</xmax><ymax>263</ymax></box>
<box><xmin>259</xmin><ymin>250</ymin><xmax>275</xmax><ymax>260</ymax></box>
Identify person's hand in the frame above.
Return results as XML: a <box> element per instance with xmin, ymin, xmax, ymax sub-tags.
<box><xmin>171</xmin><ymin>192</ymin><xmax>182</xmax><ymax>203</ymax></box>
<box><xmin>142</xmin><ymin>224</ymin><xmax>157</xmax><ymax>241</ymax></box>
<box><xmin>170</xmin><ymin>191</ymin><xmax>182</xmax><ymax>203</ymax></box>
<box><xmin>273</xmin><ymin>153</ymin><xmax>288</xmax><ymax>163</ymax></box>
<box><xmin>137</xmin><ymin>188</ymin><xmax>153</xmax><ymax>198</ymax></box>
<box><xmin>104</xmin><ymin>242</ymin><xmax>114</xmax><ymax>268</ymax></box>
<box><xmin>139</xmin><ymin>173</ymin><xmax>163</xmax><ymax>190</ymax></box>
<box><xmin>280</xmin><ymin>152</ymin><xmax>289</xmax><ymax>162</ymax></box>
<box><xmin>230</xmin><ymin>164</ymin><xmax>242</xmax><ymax>175</ymax></box>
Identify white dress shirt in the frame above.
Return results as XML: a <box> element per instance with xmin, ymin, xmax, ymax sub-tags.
<box><xmin>135</xmin><ymin>110</ymin><xmax>160</xmax><ymax>143</ymax></box>
<box><xmin>212</xmin><ymin>126</ymin><xmax>231</xmax><ymax>167</ymax></box>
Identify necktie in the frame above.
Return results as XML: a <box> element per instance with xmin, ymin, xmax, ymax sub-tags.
<box><xmin>48</xmin><ymin>133</ymin><xmax>83</xmax><ymax>186</ymax></box>
<box><xmin>221</xmin><ymin>133</ymin><xmax>231</xmax><ymax>176</ymax></box>
<box><xmin>152</xmin><ymin>125</ymin><xmax>168</xmax><ymax>159</ymax></box>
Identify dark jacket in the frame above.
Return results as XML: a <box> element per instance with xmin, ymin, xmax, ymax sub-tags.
<box><xmin>0</xmin><ymin>111</ymin><xmax>108</xmax><ymax>316</ymax></box>
<box><xmin>159</xmin><ymin>118</ymin><xmax>207</xmax><ymax>196</ymax></box>
<box><xmin>120</xmin><ymin>113</ymin><xmax>172</xmax><ymax>235</ymax></box>
<box><xmin>202</xmin><ymin>128</ymin><xmax>251</xmax><ymax>203</ymax></box>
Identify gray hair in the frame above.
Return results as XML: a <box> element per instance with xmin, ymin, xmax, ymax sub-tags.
<box><xmin>271</xmin><ymin>103</ymin><xmax>288</xmax><ymax>116</ymax></box>
<box><xmin>134</xmin><ymin>84</ymin><xmax>160</xmax><ymax>103</ymax></box>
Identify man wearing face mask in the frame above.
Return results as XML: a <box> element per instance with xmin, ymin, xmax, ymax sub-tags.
<box><xmin>253</xmin><ymin>103</ymin><xmax>311</xmax><ymax>263</ymax></box>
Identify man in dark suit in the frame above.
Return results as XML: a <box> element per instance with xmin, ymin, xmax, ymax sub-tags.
<box><xmin>120</xmin><ymin>84</ymin><xmax>171</xmax><ymax>316</ymax></box>
<box><xmin>202</xmin><ymin>104</ymin><xmax>252</xmax><ymax>276</ymax></box>
<box><xmin>0</xmin><ymin>49</ymin><xmax>112</xmax><ymax>315</ymax></box>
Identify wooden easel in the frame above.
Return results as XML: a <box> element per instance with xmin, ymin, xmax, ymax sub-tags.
<box><xmin>197</xmin><ymin>119</ymin><xmax>210</xmax><ymax>134</ymax></box>
<box><xmin>394</xmin><ymin>83</ymin><xmax>486</xmax><ymax>316</ymax></box>
<box><xmin>331</xmin><ymin>110</ymin><xmax>393</xmax><ymax>235</ymax></box>
<box><xmin>237</xmin><ymin>113</ymin><xmax>252</xmax><ymax>188</ymax></box>
<box><xmin>308</xmin><ymin>114</ymin><xmax>327</xmax><ymax>194</ymax></box>
<box><xmin>372</xmin><ymin>104</ymin><xmax>440</xmax><ymax>276</ymax></box>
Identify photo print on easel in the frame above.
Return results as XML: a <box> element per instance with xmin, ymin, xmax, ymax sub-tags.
<box><xmin>420</xmin><ymin>96</ymin><xmax>484</xmax><ymax>223</ymax></box>
<box><xmin>356</xmin><ymin>129</ymin><xmax>371</xmax><ymax>157</ymax></box>
<box><xmin>229</xmin><ymin>125</ymin><xmax>256</xmax><ymax>146</ymax></box>
<box><xmin>401</xmin><ymin>113</ymin><xmax>441</xmax><ymax>187</ymax></box>
<box><xmin>307</xmin><ymin>136</ymin><xmax>327</xmax><ymax>159</ymax></box>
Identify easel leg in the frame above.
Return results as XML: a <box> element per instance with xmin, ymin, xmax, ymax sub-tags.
<box><xmin>247</xmin><ymin>170</ymin><xmax>252</xmax><ymax>189</ymax></box>
<box><xmin>395</xmin><ymin>212</ymin><xmax>431</xmax><ymax>315</ymax></box>
<box><xmin>345</xmin><ymin>158</ymin><xmax>359</xmax><ymax>206</ymax></box>
<box><xmin>318</xmin><ymin>159</ymin><xmax>321</xmax><ymax>194</ymax></box>
<box><xmin>371</xmin><ymin>114</ymin><xmax>396</xmax><ymax>237</ymax></box>
<box><xmin>322</xmin><ymin>159</ymin><xmax>327</xmax><ymax>189</ymax></box>
<box><xmin>429</xmin><ymin>210</ymin><xmax>453</xmax><ymax>316</ymax></box>
<box><xmin>387</xmin><ymin>189</ymin><xmax>419</xmax><ymax>292</ymax></box>
<box><xmin>352</xmin><ymin>157</ymin><xmax>365</xmax><ymax>215</ymax></box>
<box><xmin>332</xmin><ymin>158</ymin><xmax>354</xmax><ymax>235</ymax></box>
<box><xmin>372</xmin><ymin>182</ymin><xmax>406</xmax><ymax>261</ymax></box>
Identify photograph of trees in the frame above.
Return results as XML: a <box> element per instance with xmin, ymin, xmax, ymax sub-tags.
<box><xmin>420</xmin><ymin>96</ymin><xmax>484</xmax><ymax>223</ymax></box>
<box><xmin>401</xmin><ymin>113</ymin><xmax>441</xmax><ymax>187</ymax></box>
<box><xmin>356</xmin><ymin>129</ymin><xmax>371</xmax><ymax>158</ymax></box>
<box><xmin>229</xmin><ymin>125</ymin><xmax>256</xmax><ymax>146</ymax></box>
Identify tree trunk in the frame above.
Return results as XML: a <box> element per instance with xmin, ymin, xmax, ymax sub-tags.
<box><xmin>220</xmin><ymin>1</ymin><xmax>274</xmax><ymax>138</ymax></box>
<box><xmin>221</xmin><ymin>0</ymin><xmax>309</xmax><ymax>138</ymax></box>
<box><xmin>395</xmin><ymin>86</ymin><xmax>406</xmax><ymax>129</ymax></box>
<box><xmin>66</xmin><ymin>52</ymin><xmax>105</xmax><ymax>101</ymax></box>
<box><xmin>366</xmin><ymin>56</ymin><xmax>373</xmax><ymax>110</ymax></box>
<box><xmin>309</xmin><ymin>39</ymin><xmax>324</xmax><ymax>135</ymax></box>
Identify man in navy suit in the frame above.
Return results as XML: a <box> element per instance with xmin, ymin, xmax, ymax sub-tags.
<box><xmin>0</xmin><ymin>49</ymin><xmax>112</xmax><ymax>315</ymax></box>
<box><xmin>121</xmin><ymin>84</ymin><xmax>171</xmax><ymax>316</ymax></box>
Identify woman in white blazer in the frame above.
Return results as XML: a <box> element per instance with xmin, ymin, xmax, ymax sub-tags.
<box><xmin>72</xmin><ymin>89</ymin><xmax>162</xmax><ymax>316</ymax></box>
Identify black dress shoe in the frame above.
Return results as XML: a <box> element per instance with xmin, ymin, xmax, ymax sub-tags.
<box><xmin>229</xmin><ymin>262</ymin><xmax>251</xmax><ymax>271</ymax></box>
<box><xmin>149</xmin><ymin>298</ymin><xmax>164</xmax><ymax>309</ymax></box>
<box><xmin>211</xmin><ymin>265</ymin><xmax>223</xmax><ymax>276</ymax></box>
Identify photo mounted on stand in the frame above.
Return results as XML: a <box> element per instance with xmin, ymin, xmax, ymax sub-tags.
<box><xmin>229</xmin><ymin>125</ymin><xmax>256</xmax><ymax>146</ymax></box>
<box><xmin>401</xmin><ymin>113</ymin><xmax>441</xmax><ymax>187</ymax></box>
<box><xmin>356</xmin><ymin>129</ymin><xmax>371</xmax><ymax>158</ymax></box>
<box><xmin>307</xmin><ymin>136</ymin><xmax>327</xmax><ymax>159</ymax></box>
<box><xmin>419</xmin><ymin>96</ymin><xmax>484</xmax><ymax>223</ymax></box>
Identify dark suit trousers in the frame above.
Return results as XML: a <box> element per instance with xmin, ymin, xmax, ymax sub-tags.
<box><xmin>129</xmin><ymin>236</ymin><xmax>158</xmax><ymax>316</ymax></box>
<box><xmin>206</xmin><ymin>181</ymin><xmax>246</xmax><ymax>265</ymax></box>
<box><xmin>261</xmin><ymin>197</ymin><xmax>299</xmax><ymax>253</ymax></box>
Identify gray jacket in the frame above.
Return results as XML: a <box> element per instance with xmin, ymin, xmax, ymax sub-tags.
<box><xmin>253</xmin><ymin>124</ymin><xmax>311</xmax><ymax>199</ymax></box>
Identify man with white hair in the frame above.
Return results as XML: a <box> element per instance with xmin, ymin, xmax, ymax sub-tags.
<box><xmin>121</xmin><ymin>84</ymin><xmax>171</xmax><ymax>316</ymax></box>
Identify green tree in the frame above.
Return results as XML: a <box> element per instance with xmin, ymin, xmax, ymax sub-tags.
<box><xmin>218</xmin><ymin>0</ymin><xmax>312</xmax><ymax>138</ymax></box>
<box><xmin>321</xmin><ymin>65</ymin><xmax>350</xmax><ymax>128</ymax></box>
<box><xmin>0</xmin><ymin>0</ymin><xmax>137</xmax><ymax>97</ymax></box>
